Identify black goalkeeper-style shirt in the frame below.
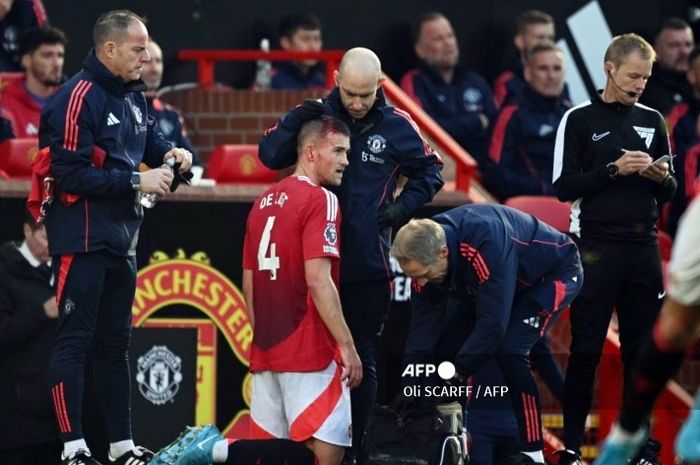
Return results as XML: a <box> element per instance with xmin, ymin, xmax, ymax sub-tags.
<box><xmin>552</xmin><ymin>95</ymin><xmax>677</xmax><ymax>243</ymax></box>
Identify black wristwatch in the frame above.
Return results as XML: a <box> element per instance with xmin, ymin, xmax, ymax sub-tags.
<box><xmin>130</xmin><ymin>172</ymin><xmax>141</xmax><ymax>190</ymax></box>
<box><xmin>606</xmin><ymin>162</ymin><xmax>619</xmax><ymax>179</ymax></box>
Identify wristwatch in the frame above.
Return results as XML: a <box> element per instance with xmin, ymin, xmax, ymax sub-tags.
<box><xmin>130</xmin><ymin>172</ymin><xmax>141</xmax><ymax>190</ymax></box>
<box><xmin>606</xmin><ymin>162</ymin><xmax>619</xmax><ymax>179</ymax></box>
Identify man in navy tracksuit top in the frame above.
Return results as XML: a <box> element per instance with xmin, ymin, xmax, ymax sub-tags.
<box><xmin>400</xmin><ymin>13</ymin><xmax>496</xmax><ymax>167</ymax></box>
<box><xmin>488</xmin><ymin>42</ymin><xmax>571</xmax><ymax>199</ymax></box>
<box><xmin>39</xmin><ymin>10</ymin><xmax>193</xmax><ymax>465</ymax></box>
<box><xmin>259</xmin><ymin>48</ymin><xmax>444</xmax><ymax>458</ymax></box>
<box><xmin>392</xmin><ymin>204</ymin><xmax>583</xmax><ymax>465</ymax></box>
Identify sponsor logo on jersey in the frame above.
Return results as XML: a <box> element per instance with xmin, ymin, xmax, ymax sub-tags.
<box><xmin>633</xmin><ymin>126</ymin><xmax>655</xmax><ymax>149</ymax></box>
<box><xmin>107</xmin><ymin>112</ymin><xmax>120</xmax><ymax>126</ymax></box>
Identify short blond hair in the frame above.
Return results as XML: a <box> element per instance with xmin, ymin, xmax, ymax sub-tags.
<box><xmin>604</xmin><ymin>33</ymin><xmax>656</xmax><ymax>67</ymax></box>
<box><xmin>391</xmin><ymin>218</ymin><xmax>445</xmax><ymax>265</ymax></box>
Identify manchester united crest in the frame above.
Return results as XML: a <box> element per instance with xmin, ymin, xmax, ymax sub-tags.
<box><xmin>135</xmin><ymin>345</ymin><xmax>183</xmax><ymax>405</ymax></box>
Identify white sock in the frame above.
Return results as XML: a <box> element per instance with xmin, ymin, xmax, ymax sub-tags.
<box><xmin>109</xmin><ymin>439</ymin><xmax>135</xmax><ymax>459</ymax></box>
<box><xmin>212</xmin><ymin>439</ymin><xmax>229</xmax><ymax>463</ymax></box>
<box><xmin>63</xmin><ymin>439</ymin><xmax>89</xmax><ymax>458</ymax></box>
<box><xmin>609</xmin><ymin>423</ymin><xmax>646</xmax><ymax>443</ymax></box>
<box><xmin>522</xmin><ymin>450</ymin><xmax>545</xmax><ymax>463</ymax></box>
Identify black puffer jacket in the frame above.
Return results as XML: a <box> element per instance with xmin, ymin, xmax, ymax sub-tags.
<box><xmin>0</xmin><ymin>241</ymin><xmax>58</xmax><ymax>450</ymax></box>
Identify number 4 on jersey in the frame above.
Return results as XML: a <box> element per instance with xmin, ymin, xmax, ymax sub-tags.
<box><xmin>258</xmin><ymin>216</ymin><xmax>280</xmax><ymax>280</ymax></box>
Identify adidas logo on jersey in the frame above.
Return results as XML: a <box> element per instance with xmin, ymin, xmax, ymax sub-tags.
<box><xmin>107</xmin><ymin>112</ymin><xmax>121</xmax><ymax>126</ymax></box>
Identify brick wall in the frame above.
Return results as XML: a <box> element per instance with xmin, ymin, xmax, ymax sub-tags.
<box><xmin>160</xmin><ymin>88</ymin><xmax>326</xmax><ymax>165</ymax></box>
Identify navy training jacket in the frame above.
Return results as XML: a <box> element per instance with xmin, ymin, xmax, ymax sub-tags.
<box><xmin>429</xmin><ymin>204</ymin><xmax>580</xmax><ymax>376</ymax></box>
<box><xmin>259</xmin><ymin>87</ymin><xmax>444</xmax><ymax>283</ymax></box>
<box><xmin>488</xmin><ymin>86</ymin><xmax>571</xmax><ymax>199</ymax></box>
<box><xmin>40</xmin><ymin>50</ymin><xmax>173</xmax><ymax>257</ymax></box>
<box><xmin>400</xmin><ymin>63</ymin><xmax>497</xmax><ymax>164</ymax></box>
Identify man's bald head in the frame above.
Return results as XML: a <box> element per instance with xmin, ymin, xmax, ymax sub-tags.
<box><xmin>335</xmin><ymin>47</ymin><xmax>385</xmax><ymax>119</ymax></box>
<box><xmin>338</xmin><ymin>47</ymin><xmax>382</xmax><ymax>81</ymax></box>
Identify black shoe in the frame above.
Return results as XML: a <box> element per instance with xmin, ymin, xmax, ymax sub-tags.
<box><xmin>109</xmin><ymin>446</ymin><xmax>154</xmax><ymax>465</ymax></box>
<box><xmin>61</xmin><ymin>449</ymin><xmax>103</xmax><ymax>465</ymax></box>
<box><xmin>632</xmin><ymin>439</ymin><xmax>662</xmax><ymax>465</ymax></box>
<box><xmin>509</xmin><ymin>452</ymin><xmax>545</xmax><ymax>464</ymax></box>
<box><xmin>551</xmin><ymin>449</ymin><xmax>582</xmax><ymax>465</ymax></box>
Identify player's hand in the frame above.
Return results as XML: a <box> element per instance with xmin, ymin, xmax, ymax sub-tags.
<box><xmin>639</xmin><ymin>161</ymin><xmax>670</xmax><ymax>183</ymax></box>
<box><xmin>43</xmin><ymin>296</ymin><xmax>58</xmax><ymax>319</ymax></box>
<box><xmin>164</xmin><ymin>148</ymin><xmax>193</xmax><ymax>173</ymax></box>
<box><xmin>139</xmin><ymin>167</ymin><xmax>174</xmax><ymax>195</ymax></box>
<box><xmin>339</xmin><ymin>344</ymin><xmax>363</xmax><ymax>389</ymax></box>
<box><xmin>615</xmin><ymin>150</ymin><xmax>652</xmax><ymax>175</ymax></box>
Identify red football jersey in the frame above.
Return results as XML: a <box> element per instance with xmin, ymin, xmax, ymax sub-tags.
<box><xmin>243</xmin><ymin>176</ymin><xmax>341</xmax><ymax>372</ymax></box>
<box><xmin>0</xmin><ymin>79</ymin><xmax>42</xmax><ymax>137</ymax></box>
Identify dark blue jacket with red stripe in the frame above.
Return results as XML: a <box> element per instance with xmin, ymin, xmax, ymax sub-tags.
<box><xmin>488</xmin><ymin>86</ymin><xmax>571</xmax><ymax>199</ymax></box>
<box><xmin>400</xmin><ymin>63</ymin><xmax>496</xmax><ymax>164</ymax></box>
<box><xmin>146</xmin><ymin>96</ymin><xmax>200</xmax><ymax>165</ymax></box>
<box><xmin>667</xmin><ymin>99</ymin><xmax>700</xmax><ymax>235</ymax></box>
<box><xmin>39</xmin><ymin>51</ymin><xmax>173</xmax><ymax>257</ymax></box>
<box><xmin>429</xmin><ymin>204</ymin><xmax>579</xmax><ymax>376</ymax></box>
<box><xmin>259</xmin><ymin>87</ymin><xmax>444</xmax><ymax>283</ymax></box>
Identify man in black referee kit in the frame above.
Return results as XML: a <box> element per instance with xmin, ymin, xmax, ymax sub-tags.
<box><xmin>551</xmin><ymin>33</ymin><xmax>676</xmax><ymax>465</ymax></box>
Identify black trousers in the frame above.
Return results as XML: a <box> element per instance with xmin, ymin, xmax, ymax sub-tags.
<box><xmin>48</xmin><ymin>250</ymin><xmax>137</xmax><ymax>443</ymax></box>
<box><xmin>562</xmin><ymin>238</ymin><xmax>663</xmax><ymax>453</ymax></box>
<box><xmin>340</xmin><ymin>279</ymin><xmax>391</xmax><ymax>452</ymax></box>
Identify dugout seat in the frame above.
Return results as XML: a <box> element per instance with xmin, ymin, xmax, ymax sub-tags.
<box><xmin>504</xmin><ymin>195</ymin><xmax>572</xmax><ymax>233</ymax></box>
<box><xmin>206</xmin><ymin>144</ymin><xmax>277</xmax><ymax>183</ymax></box>
<box><xmin>0</xmin><ymin>137</ymin><xmax>39</xmax><ymax>179</ymax></box>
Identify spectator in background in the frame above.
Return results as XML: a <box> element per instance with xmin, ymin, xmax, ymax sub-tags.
<box><xmin>488</xmin><ymin>42</ymin><xmax>570</xmax><ymax>199</ymax></box>
<box><xmin>141</xmin><ymin>38</ymin><xmax>200</xmax><ymax>165</ymax></box>
<box><xmin>0</xmin><ymin>211</ymin><xmax>60</xmax><ymax>465</ymax></box>
<box><xmin>401</xmin><ymin>12</ymin><xmax>496</xmax><ymax>167</ymax></box>
<box><xmin>0</xmin><ymin>0</ymin><xmax>48</xmax><ymax>71</ymax></box>
<box><xmin>665</xmin><ymin>45</ymin><xmax>700</xmax><ymax>236</ymax></box>
<box><xmin>0</xmin><ymin>26</ymin><xmax>65</xmax><ymax>138</ymax></box>
<box><xmin>639</xmin><ymin>17</ymin><xmax>694</xmax><ymax>115</ymax></box>
<box><xmin>270</xmin><ymin>13</ymin><xmax>325</xmax><ymax>90</ymax></box>
<box><xmin>493</xmin><ymin>10</ymin><xmax>559</xmax><ymax>108</ymax></box>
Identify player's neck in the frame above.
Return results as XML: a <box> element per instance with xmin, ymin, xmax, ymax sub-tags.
<box><xmin>293</xmin><ymin>165</ymin><xmax>319</xmax><ymax>185</ymax></box>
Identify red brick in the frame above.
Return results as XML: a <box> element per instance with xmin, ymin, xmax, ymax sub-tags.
<box><xmin>230</xmin><ymin>116</ymin><xmax>260</xmax><ymax>130</ymax></box>
<box><xmin>199</xmin><ymin>117</ymin><xmax>228</xmax><ymax>131</ymax></box>
<box><xmin>211</xmin><ymin>133</ymin><xmax>245</xmax><ymax>146</ymax></box>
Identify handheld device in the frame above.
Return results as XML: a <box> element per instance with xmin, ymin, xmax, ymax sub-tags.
<box><xmin>652</xmin><ymin>155</ymin><xmax>672</xmax><ymax>166</ymax></box>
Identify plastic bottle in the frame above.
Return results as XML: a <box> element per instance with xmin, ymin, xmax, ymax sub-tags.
<box><xmin>140</xmin><ymin>157</ymin><xmax>175</xmax><ymax>209</ymax></box>
<box><xmin>254</xmin><ymin>38</ymin><xmax>271</xmax><ymax>91</ymax></box>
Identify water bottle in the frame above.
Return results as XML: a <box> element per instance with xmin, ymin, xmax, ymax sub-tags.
<box><xmin>140</xmin><ymin>157</ymin><xmax>175</xmax><ymax>209</ymax></box>
<box><xmin>254</xmin><ymin>38</ymin><xmax>271</xmax><ymax>90</ymax></box>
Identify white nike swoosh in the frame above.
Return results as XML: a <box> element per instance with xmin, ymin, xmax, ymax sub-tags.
<box><xmin>592</xmin><ymin>131</ymin><xmax>610</xmax><ymax>141</ymax></box>
<box><xmin>658</xmin><ymin>290</ymin><xmax>666</xmax><ymax>299</ymax></box>
<box><xmin>197</xmin><ymin>435</ymin><xmax>217</xmax><ymax>450</ymax></box>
